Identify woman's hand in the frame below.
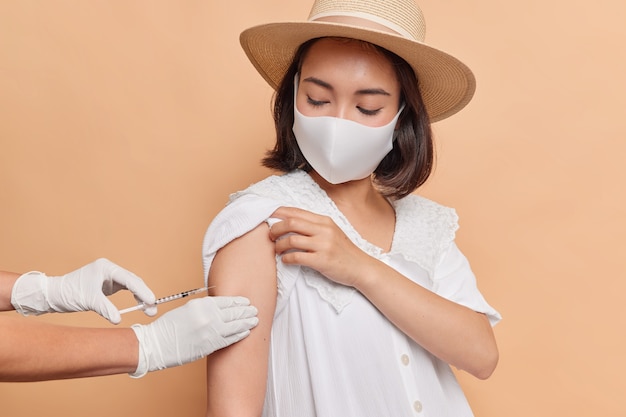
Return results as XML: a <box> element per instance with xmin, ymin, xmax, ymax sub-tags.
<box><xmin>268</xmin><ymin>206</ymin><xmax>372</xmax><ymax>287</ymax></box>
<box><xmin>269</xmin><ymin>207</ymin><xmax>498</xmax><ymax>378</ymax></box>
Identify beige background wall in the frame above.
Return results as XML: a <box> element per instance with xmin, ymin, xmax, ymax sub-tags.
<box><xmin>1</xmin><ymin>1</ymin><xmax>624</xmax><ymax>416</ymax></box>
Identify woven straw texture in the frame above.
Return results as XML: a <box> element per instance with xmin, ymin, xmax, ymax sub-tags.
<box><xmin>240</xmin><ymin>0</ymin><xmax>476</xmax><ymax>122</ymax></box>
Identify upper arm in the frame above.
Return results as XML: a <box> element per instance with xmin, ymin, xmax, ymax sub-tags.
<box><xmin>205</xmin><ymin>222</ymin><xmax>277</xmax><ymax>417</ymax></box>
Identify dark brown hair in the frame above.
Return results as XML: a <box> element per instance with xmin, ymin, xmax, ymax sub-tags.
<box><xmin>262</xmin><ymin>37</ymin><xmax>434</xmax><ymax>200</ymax></box>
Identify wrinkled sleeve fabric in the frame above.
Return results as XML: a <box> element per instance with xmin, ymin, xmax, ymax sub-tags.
<box><xmin>202</xmin><ymin>193</ymin><xmax>282</xmax><ymax>285</ymax></box>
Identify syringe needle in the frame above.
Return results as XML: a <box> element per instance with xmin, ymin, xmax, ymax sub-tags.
<box><xmin>119</xmin><ymin>286</ymin><xmax>210</xmax><ymax>314</ymax></box>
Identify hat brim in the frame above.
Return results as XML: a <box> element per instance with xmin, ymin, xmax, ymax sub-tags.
<box><xmin>240</xmin><ymin>21</ymin><xmax>476</xmax><ymax>122</ymax></box>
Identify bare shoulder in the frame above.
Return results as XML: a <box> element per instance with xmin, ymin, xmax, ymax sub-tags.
<box><xmin>208</xmin><ymin>222</ymin><xmax>277</xmax><ymax>300</ymax></box>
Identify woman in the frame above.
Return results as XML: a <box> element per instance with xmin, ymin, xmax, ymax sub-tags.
<box><xmin>203</xmin><ymin>0</ymin><xmax>501</xmax><ymax>415</ymax></box>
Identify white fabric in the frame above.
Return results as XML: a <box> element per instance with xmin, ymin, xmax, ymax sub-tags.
<box><xmin>202</xmin><ymin>170</ymin><xmax>501</xmax><ymax>417</ymax></box>
<box><xmin>129</xmin><ymin>296</ymin><xmax>258</xmax><ymax>378</ymax></box>
<box><xmin>292</xmin><ymin>76</ymin><xmax>404</xmax><ymax>184</ymax></box>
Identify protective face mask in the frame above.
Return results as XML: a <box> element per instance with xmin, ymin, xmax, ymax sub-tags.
<box><xmin>292</xmin><ymin>78</ymin><xmax>404</xmax><ymax>184</ymax></box>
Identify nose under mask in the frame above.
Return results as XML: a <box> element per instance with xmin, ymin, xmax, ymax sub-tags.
<box><xmin>292</xmin><ymin>76</ymin><xmax>404</xmax><ymax>184</ymax></box>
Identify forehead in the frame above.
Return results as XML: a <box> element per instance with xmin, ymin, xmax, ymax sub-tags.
<box><xmin>299</xmin><ymin>38</ymin><xmax>399</xmax><ymax>88</ymax></box>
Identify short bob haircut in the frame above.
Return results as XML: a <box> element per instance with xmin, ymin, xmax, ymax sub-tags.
<box><xmin>262</xmin><ymin>37</ymin><xmax>434</xmax><ymax>200</ymax></box>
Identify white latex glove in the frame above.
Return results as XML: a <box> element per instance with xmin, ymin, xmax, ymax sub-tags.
<box><xmin>10</xmin><ymin>258</ymin><xmax>156</xmax><ymax>324</ymax></box>
<box><xmin>129</xmin><ymin>296</ymin><xmax>258</xmax><ymax>378</ymax></box>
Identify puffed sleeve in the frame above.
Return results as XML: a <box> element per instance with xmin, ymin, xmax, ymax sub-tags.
<box><xmin>202</xmin><ymin>193</ymin><xmax>281</xmax><ymax>285</ymax></box>
<box><xmin>432</xmin><ymin>242</ymin><xmax>502</xmax><ymax>326</ymax></box>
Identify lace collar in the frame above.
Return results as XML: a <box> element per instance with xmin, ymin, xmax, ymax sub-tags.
<box><xmin>232</xmin><ymin>170</ymin><xmax>458</xmax><ymax>313</ymax></box>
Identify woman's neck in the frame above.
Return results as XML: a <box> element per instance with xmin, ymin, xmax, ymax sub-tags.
<box><xmin>309</xmin><ymin>171</ymin><xmax>381</xmax><ymax>206</ymax></box>
<box><xmin>308</xmin><ymin>170</ymin><xmax>396</xmax><ymax>252</ymax></box>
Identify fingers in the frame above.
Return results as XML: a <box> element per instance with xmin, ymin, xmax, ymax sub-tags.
<box><xmin>269</xmin><ymin>216</ymin><xmax>321</xmax><ymax>255</ymax></box>
<box><xmin>193</xmin><ymin>296</ymin><xmax>259</xmax><ymax>330</ymax></box>
<box><xmin>271</xmin><ymin>206</ymin><xmax>311</xmax><ymax>220</ymax></box>
<box><xmin>142</xmin><ymin>304</ymin><xmax>158</xmax><ymax>317</ymax></box>
<box><xmin>268</xmin><ymin>215</ymin><xmax>311</xmax><ymax>242</ymax></box>
<box><xmin>220</xmin><ymin>304</ymin><xmax>259</xmax><ymax>322</ymax></box>
<box><xmin>268</xmin><ymin>206</ymin><xmax>330</xmax><ymax>242</ymax></box>
<box><xmin>91</xmin><ymin>258</ymin><xmax>157</xmax><ymax>319</ymax></box>
<box><xmin>96</xmin><ymin>297</ymin><xmax>122</xmax><ymax>325</ymax></box>
<box><xmin>220</xmin><ymin>329</ymin><xmax>253</xmax><ymax>347</ymax></box>
<box><xmin>213</xmin><ymin>296</ymin><xmax>259</xmax><ymax>324</ymax></box>
<box><xmin>185</xmin><ymin>296</ymin><xmax>258</xmax><ymax>321</ymax></box>
<box><xmin>269</xmin><ymin>206</ymin><xmax>314</xmax><ymax>229</ymax></box>
<box><xmin>102</xmin><ymin>259</ymin><xmax>156</xmax><ymax>307</ymax></box>
<box><xmin>219</xmin><ymin>316</ymin><xmax>259</xmax><ymax>345</ymax></box>
<box><xmin>212</xmin><ymin>295</ymin><xmax>252</xmax><ymax>309</ymax></box>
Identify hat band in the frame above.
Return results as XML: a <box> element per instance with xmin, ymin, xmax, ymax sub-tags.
<box><xmin>309</xmin><ymin>11</ymin><xmax>417</xmax><ymax>40</ymax></box>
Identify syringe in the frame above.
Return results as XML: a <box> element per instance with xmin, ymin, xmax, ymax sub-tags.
<box><xmin>119</xmin><ymin>286</ymin><xmax>210</xmax><ymax>314</ymax></box>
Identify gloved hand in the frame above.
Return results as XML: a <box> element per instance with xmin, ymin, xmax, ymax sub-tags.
<box><xmin>10</xmin><ymin>258</ymin><xmax>156</xmax><ymax>324</ymax></box>
<box><xmin>129</xmin><ymin>296</ymin><xmax>258</xmax><ymax>378</ymax></box>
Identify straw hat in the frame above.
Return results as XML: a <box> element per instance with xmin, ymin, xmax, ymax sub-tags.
<box><xmin>240</xmin><ymin>0</ymin><xmax>476</xmax><ymax>123</ymax></box>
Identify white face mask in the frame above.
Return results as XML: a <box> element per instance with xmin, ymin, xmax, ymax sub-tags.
<box><xmin>292</xmin><ymin>79</ymin><xmax>404</xmax><ymax>184</ymax></box>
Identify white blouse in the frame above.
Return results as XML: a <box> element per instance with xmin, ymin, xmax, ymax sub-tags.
<box><xmin>203</xmin><ymin>170</ymin><xmax>501</xmax><ymax>417</ymax></box>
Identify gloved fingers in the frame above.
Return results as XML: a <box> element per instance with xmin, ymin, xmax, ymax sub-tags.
<box><xmin>142</xmin><ymin>304</ymin><xmax>158</xmax><ymax>317</ymax></box>
<box><xmin>119</xmin><ymin>276</ymin><xmax>156</xmax><ymax>309</ymax></box>
<box><xmin>94</xmin><ymin>297</ymin><xmax>122</xmax><ymax>324</ymax></box>
<box><xmin>218</xmin><ymin>304</ymin><xmax>259</xmax><ymax>323</ymax></box>
<box><xmin>174</xmin><ymin>297</ymin><xmax>258</xmax><ymax>329</ymax></box>
<box><xmin>220</xmin><ymin>316</ymin><xmax>259</xmax><ymax>337</ymax></box>
<box><xmin>220</xmin><ymin>329</ymin><xmax>253</xmax><ymax>349</ymax></box>
<box><xmin>211</xmin><ymin>295</ymin><xmax>251</xmax><ymax>309</ymax></box>
<box><xmin>100</xmin><ymin>259</ymin><xmax>156</xmax><ymax>307</ymax></box>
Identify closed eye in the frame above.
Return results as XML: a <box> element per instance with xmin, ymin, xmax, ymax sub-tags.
<box><xmin>307</xmin><ymin>96</ymin><xmax>329</xmax><ymax>107</ymax></box>
<box><xmin>357</xmin><ymin>106</ymin><xmax>382</xmax><ymax>116</ymax></box>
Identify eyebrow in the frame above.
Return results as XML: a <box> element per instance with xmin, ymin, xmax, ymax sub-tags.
<box><xmin>302</xmin><ymin>76</ymin><xmax>391</xmax><ymax>97</ymax></box>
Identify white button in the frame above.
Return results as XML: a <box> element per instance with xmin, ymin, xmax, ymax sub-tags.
<box><xmin>401</xmin><ymin>354</ymin><xmax>410</xmax><ymax>366</ymax></box>
<box><xmin>413</xmin><ymin>400</ymin><xmax>423</xmax><ymax>413</ymax></box>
